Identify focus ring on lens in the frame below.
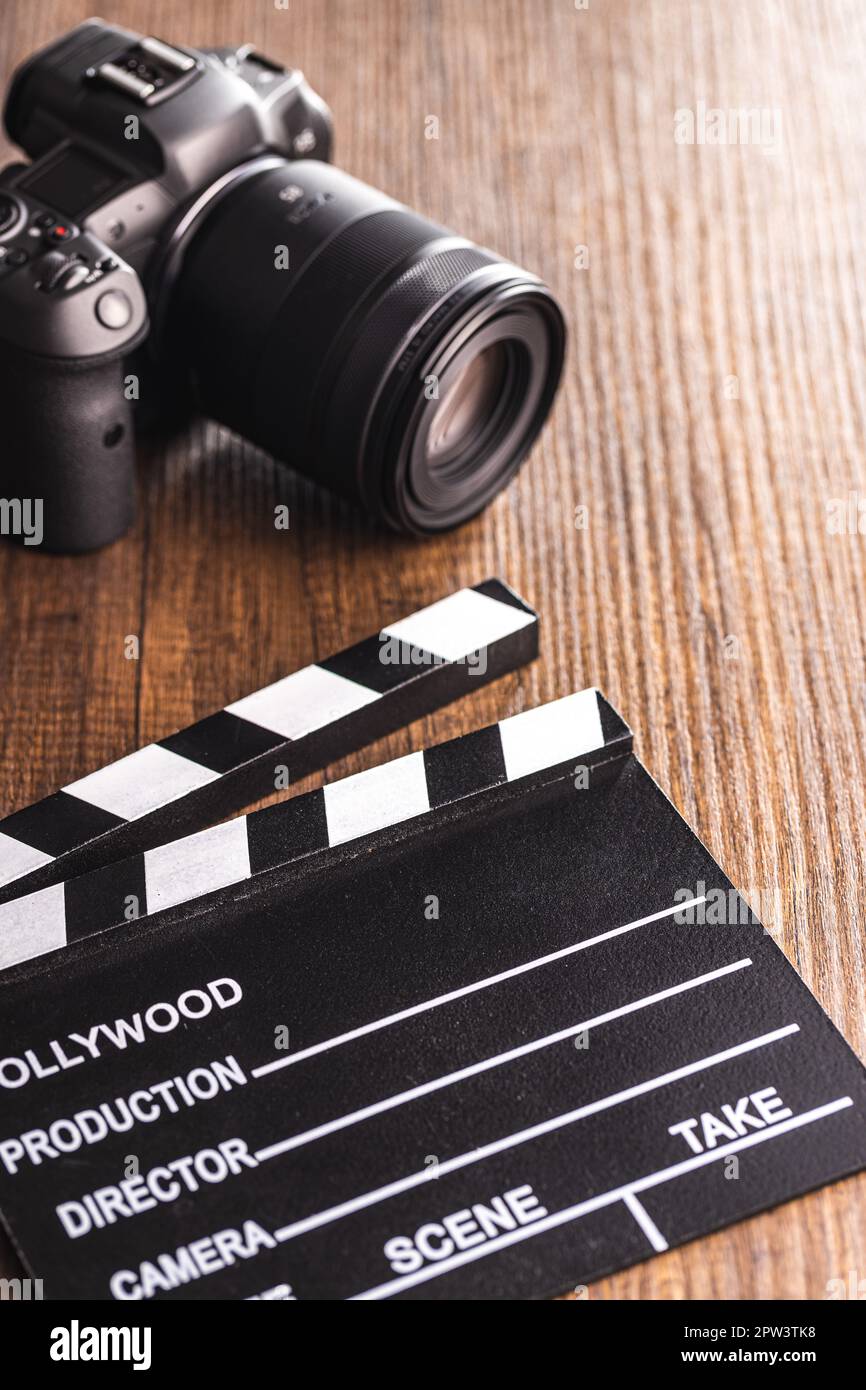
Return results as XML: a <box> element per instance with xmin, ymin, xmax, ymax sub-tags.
<box><xmin>320</xmin><ymin>246</ymin><xmax>523</xmax><ymax>521</ymax></box>
<box><xmin>256</xmin><ymin>232</ymin><xmax>499</xmax><ymax>510</ymax></box>
<box><xmin>172</xmin><ymin>171</ymin><xmax>448</xmax><ymax>450</ymax></box>
<box><xmin>250</xmin><ymin>205</ymin><xmax>475</xmax><ymax>493</ymax></box>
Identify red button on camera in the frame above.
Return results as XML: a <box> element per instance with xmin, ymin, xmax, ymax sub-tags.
<box><xmin>45</xmin><ymin>224</ymin><xmax>73</xmax><ymax>243</ymax></box>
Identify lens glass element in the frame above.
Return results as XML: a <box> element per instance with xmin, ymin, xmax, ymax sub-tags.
<box><xmin>426</xmin><ymin>343</ymin><xmax>508</xmax><ymax>471</ymax></box>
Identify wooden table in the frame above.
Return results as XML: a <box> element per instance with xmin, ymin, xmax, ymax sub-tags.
<box><xmin>1</xmin><ymin>0</ymin><xmax>865</xmax><ymax>1301</ymax></box>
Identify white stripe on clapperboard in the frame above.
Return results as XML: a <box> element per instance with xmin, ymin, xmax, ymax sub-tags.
<box><xmin>236</xmin><ymin>894</ymin><xmax>850</xmax><ymax>1297</ymax></box>
<box><xmin>624</xmin><ymin>1192</ymin><xmax>669</xmax><ymax>1253</ymax></box>
<box><xmin>0</xmin><ymin>687</ymin><xmax>606</xmax><ymax>969</ymax></box>
<box><xmin>0</xmin><ymin>587</ymin><xmax>536</xmax><ymax>888</ymax></box>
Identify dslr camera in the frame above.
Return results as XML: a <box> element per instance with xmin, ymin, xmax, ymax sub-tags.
<box><xmin>0</xmin><ymin>20</ymin><xmax>565</xmax><ymax>551</ymax></box>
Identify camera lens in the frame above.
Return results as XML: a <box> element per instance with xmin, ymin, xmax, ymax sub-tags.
<box><xmin>157</xmin><ymin>158</ymin><xmax>565</xmax><ymax>533</ymax></box>
<box><xmin>428</xmin><ymin>345</ymin><xmax>507</xmax><ymax>467</ymax></box>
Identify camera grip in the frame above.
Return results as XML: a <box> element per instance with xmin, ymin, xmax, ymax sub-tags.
<box><xmin>0</xmin><ymin>342</ymin><xmax>137</xmax><ymax>552</ymax></box>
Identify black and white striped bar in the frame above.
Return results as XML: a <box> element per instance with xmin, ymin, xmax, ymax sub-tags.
<box><xmin>0</xmin><ymin>579</ymin><xmax>537</xmax><ymax>906</ymax></box>
<box><xmin>0</xmin><ymin>689</ymin><xmax>631</xmax><ymax>972</ymax></box>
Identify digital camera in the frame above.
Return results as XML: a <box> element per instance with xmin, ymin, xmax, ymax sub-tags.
<box><xmin>0</xmin><ymin>20</ymin><xmax>566</xmax><ymax>551</ymax></box>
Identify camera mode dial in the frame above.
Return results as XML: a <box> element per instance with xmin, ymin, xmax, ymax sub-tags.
<box><xmin>0</xmin><ymin>193</ymin><xmax>25</xmax><ymax>240</ymax></box>
<box><xmin>35</xmin><ymin>250</ymin><xmax>86</xmax><ymax>293</ymax></box>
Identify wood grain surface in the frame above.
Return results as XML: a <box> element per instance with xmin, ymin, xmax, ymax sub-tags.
<box><xmin>1</xmin><ymin>0</ymin><xmax>865</xmax><ymax>1301</ymax></box>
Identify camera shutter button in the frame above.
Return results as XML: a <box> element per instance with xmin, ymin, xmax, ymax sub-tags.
<box><xmin>95</xmin><ymin>289</ymin><xmax>133</xmax><ymax>329</ymax></box>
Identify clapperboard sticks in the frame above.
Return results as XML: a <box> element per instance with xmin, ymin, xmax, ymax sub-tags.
<box><xmin>2</xmin><ymin>684</ymin><xmax>864</xmax><ymax>1301</ymax></box>
<box><xmin>1</xmin><ymin>676</ymin><xmax>865</xmax><ymax>1300</ymax></box>
<box><xmin>0</xmin><ymin>579</ymin><xmax>537</xmax><ymax>905</ymax></box>
<box><xmin>0</xmin><ymin>688</ymin><xmax>630</xmax><ymax>971</ymax></box>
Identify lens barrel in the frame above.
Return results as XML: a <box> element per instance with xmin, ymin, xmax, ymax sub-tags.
<box><xmin>158</xmin><ymin>159</ymin><xmax>565</xmax><ymax>533</ymax></box>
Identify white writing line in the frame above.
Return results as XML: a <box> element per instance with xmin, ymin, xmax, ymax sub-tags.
<box><xmin>255</xmin><ymin>958</ymin><xmax>752</xmax><ymax>1163</ymax></box>
<box><xmin>351</xmin><ymin>1097</ymin><xmax>853</xmax><ymax>1299</ymax></box>
<box><xmin>624</xmin><ymin>1192</ymin><xmax>668</xmax><ymax>1252</ymax></box>
<box><xmin>272</xmin><ymin>1021</ymin><xmax>799</xmax><ymax>1244</ymax></box>
<box><xmin>251</xmin><ymin>896</ymin><xmax>708</xmax><ymax>1079</ymax></box>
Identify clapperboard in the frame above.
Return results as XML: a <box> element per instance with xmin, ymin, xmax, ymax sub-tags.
<box><xmin>1</xmin><ymin>579</ymin><xmax>865</xmax><ymax>1301</ymax></box>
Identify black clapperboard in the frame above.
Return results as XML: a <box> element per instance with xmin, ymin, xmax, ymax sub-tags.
<box><xmin>1</xmin><ymin>578</ymin><xmax>865</xmax><ymax>1301</ymax></box>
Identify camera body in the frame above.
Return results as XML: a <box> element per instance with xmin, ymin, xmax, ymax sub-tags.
<box><xmin>0</xmin><ymin>21</ymin><xmax>333</xmax><ymax>551</ymax></box>
<box><xmin>0</xmin><ymin>21</ymin><xmax>565</xmax><ymax>551</ymax></box>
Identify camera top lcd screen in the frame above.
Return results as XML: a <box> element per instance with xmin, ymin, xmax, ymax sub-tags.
<box><xmin>20</xmin><ymin>146</ymin><xmax>125</xmax><ymax>217</ymax></box>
